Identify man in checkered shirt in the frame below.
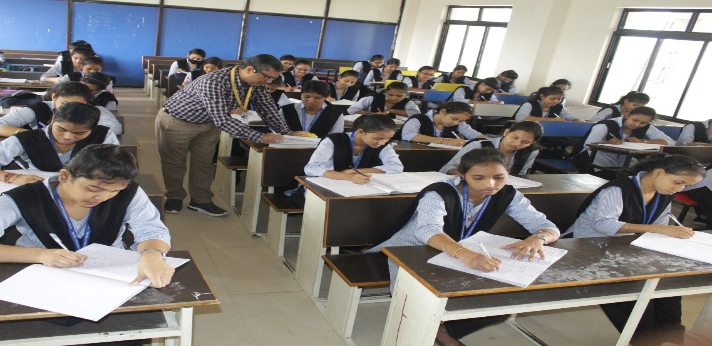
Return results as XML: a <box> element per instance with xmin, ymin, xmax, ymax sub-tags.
<box><xmin>156</xmin><ymin>54</ymin><xmax>304</xmax><ymax>216</ymax></box>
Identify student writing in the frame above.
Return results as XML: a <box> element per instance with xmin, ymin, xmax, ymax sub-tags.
<box><xmin>402</xmin><ymin>66</ymin><xmax>436</xmax><ymax>89</ymax></box>
<box><xmin>280</xmin><ymin>81</ymin><xmax>344</xmax><ymax>138</ymax></box>
<box><xmin>441</xmin><ymin>121</ymin><xmax>543</xmax><ymax>175</ymax></box>
<box><xmin>495</xmin><ymin>70</ymin><xmax>519</xmax><ymax>94</ymax></box>
<box><xmin>567</xmin><ymin>154</ymin><xmax>704</xmax><ymax>346</ymax></box>
<box><xmin>513</xmin><ymin>86</ymin><xmax>581</xmax><ymax>122</ymax></box>
<box><xmin>304</xmin><ymin>114</ymin><xmax>403</xmax><ymax>185</ymax></box>
<box><xmin>0</xmin><ymin>144</ymin><xmax>174</xmax><ymax>288</ymax></box>
<box><xmin>352</xmin><ymin>54</ymin><xmax>384</xmax><ymax>74</ymax></box>
<box><xmin>327</xmin><ymin>70</ymin><xmax>360</xmax><ymax>102</ymax></box>
<box><xmin>182</xmin><ymin>57</ymin><xmax>223</xmax><ymax>86</ymax></box>
<box><xmin>368</xmin><ymin>148</ymin><xmax>559</xmax><ymax>346</ymax></box>
<box><xmin>81</xmin><ymin>72</ymin><xmax>118</xmax><ymax>111</ymax></box>
<box><xmin>399</xmin><ymin>101</ymin><xmax>481</xmax><ymax>146</ymax></box>
<box><xmin>589</xmin><ymin>91</ymin><xmax>650</xmax><ymax>123</ymax></box>
<box><xmin>281</xmin><ymin>59</ymin><xmax>319</xmax><ymax>90</ymax></box>
<box><xmin>54</xmin><ymin>40</ymin><xmax>94</xmax><ymax>70</ymax></box>
<box><xmin>527</xmin><ymin>79</ymin><xmax>571</xmax><ymax>106</ymax></box>
<box><xmin>432</xmin><ymin>65</ymin><xmax>474</xmax><ymax>85</ymax></box>
<box><xmin>362</xmin><ymin>58</ymin><xmax>404</xmax><ymax>87</ymax></box>
<box><xmin>41</xmin><ymin>47</ymin><xmax>94</xmax><ymax>84</ymax></box>
<box><xmin>347</xmin><ymin>82</ymin><xmax>420</xmax><ymax>118</ymax></box>
<box><xmin>675</xmin><ymin>119</ymin><xmax>712</xmax><ymax>146</ymax></box>
<box><xmin>450</xmin><ymin>77</ymin><xmax>502</xmax><ymax>104</ymax></box>
<box><xmin>168</xmin><ymin>48</ymin><xmax>206</xmax><ymax>77</ymax></box>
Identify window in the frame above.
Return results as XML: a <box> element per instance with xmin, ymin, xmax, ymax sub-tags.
<box><xmin>590</xmin><ymin>9</ymin><xmax>712</xmax><ymax>119</ymax></box>
<box><xmin>433</xmin><ymin>6</ymin><xmax>511</xmax><ymax>79</ymax></box>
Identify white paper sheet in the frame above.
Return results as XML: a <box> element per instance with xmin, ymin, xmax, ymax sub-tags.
<box><xmin>631</xmin><ymin>232</ymin><xmax>712</xmax><ymax>264</ymax></box>
<box><xmin>306</xmin><ymin>172</ymin><xmax>449</xmax><ymax>197</ymax></box>
<box><xmin>268</xmin><ymin>135</ymin><xmax>321</xmax><ymax>148</ymax></box>
<box><xmin>506</xmin><ymin>176</ymin><xmax>543</xmax><ymax>189</ymax></box>
<box><xmin>427</xmin><ymin>232</ymin><xmax>568</xmax><ymax>288</ymax></box>
<box><xmin>0</xmin><ymin>78</ymin><xmax>28</xmax><ymax>83</ymax></box>
<box><xmin>427</xmin><ymin>143</ymin><xmax>461</xmax><ymax>149</ymax></box>
<box><xmin>598</xmin><ymin>142</ymin><xmax>662</xmax><ymax>151</ymax></box>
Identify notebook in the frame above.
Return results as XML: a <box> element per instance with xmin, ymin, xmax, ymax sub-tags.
<box><xmin>268</xmin><ymin>135</ymin><xmax>321</xmax><ymax>148</ymax></box>
<box><xmin>631</xmin><ymin>231</ymin><xmax>712</xmax><ymax>264</ymax></box>
<box><xmin>598</xmin><ymin>142</ymin><xmax>662</xmax><ymax>151</ymax></box>
<box><xmin>306</xmin><ymin>172</ymin><xmax>449</xmax><ymax>197</ymax></box>
<box><xmin>506</xmin><ymin>176</ymin><xmax>543</xmax><ymax>189</ymax></box>
<box><xmin>427</xmin><ymin>143</ymin><xmax>461</xmax><ymax>149</ymax></box>
<box><xmin>0</xmin><ymin>78</ymin><xmax>28</xmax><ymax>84</ymax></box>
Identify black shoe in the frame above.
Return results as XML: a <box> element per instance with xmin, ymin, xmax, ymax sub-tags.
<box><xmin>187</xmin><ymin>201</ymin><xmax>227</xmax><ymax>216</ymax></box>
<box><xmin>164</xmin><ymin>199</ymin><xmax>183</xmax><ymax>214</ymax></box>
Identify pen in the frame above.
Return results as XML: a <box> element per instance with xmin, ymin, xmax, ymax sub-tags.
<box><xmin>668</xmin><ymin>212</ymin><xmax>685</xmax><ymax>227</ymax></box>
<box><xmin>608</xmin><ymin>132</ymin><xmax>619</xmax><ymax>140</ymax></box>
<box><xmin>49</xmin><ymin>233</ymin><xmax>70</xmax><ymax>252</ymax></box>
<box><xmin>478</xmin><ymin>242</ymin><xmax>498</xmax><ymax>271</ymax></box>
<box><xmin>14</xmin><ymin>159</ymin><xmax>27</xmax><ymax>170</ymax></box>
<box><xmin>453</xmin><ymin>132</ymin><xmax>463</xmax><ymax>140</ymax></box>
<box><xmin>349</xmin><ymin>165</ymin><xmax>368</xmax><ymax>177</ymax></box>
<box><xmin>377</xmin><ymin>108</ymin><xmax>383</xmax><ymax>113</ymax></box>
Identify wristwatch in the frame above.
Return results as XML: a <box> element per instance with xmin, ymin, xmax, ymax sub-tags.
<box><xmin>533</xmin><ymin>234</ymin><xmax>547</xmax><ymax>243</ymax></box>
<box><xmin>140</xmin><ymin>248</ymin><xmax>167</xmax><ymax>261</ymax></box>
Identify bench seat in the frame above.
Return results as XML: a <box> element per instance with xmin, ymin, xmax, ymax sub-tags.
<box><xmin>263</xmin><ymin>193</ymin><xmax>305</xmax><ymax>259</ymax></box>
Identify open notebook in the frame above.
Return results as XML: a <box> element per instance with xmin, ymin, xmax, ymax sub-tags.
<box><xmin>0</xmin><ymin>78</ymin><xmax>28</xmax><ymax>83</ymax></box>
<box><xmin>631</xmin><ymin>231</ymin><xmax>712</xmax><ymax>264</ymax></box>
<box><xmin>506</xmin><ymin>176</ymin><xmax>543</xmax><ymax>189</ymax></box>
<box><xmin>306</xmin><ymin>172</ymin><xmax>449</xmax><ymax>197</ymax></box>
<box><xmin>268</xmin><ymin>135</ymin><xmax>321</xmax><ymax>148</ymax></box>
<box><xmin>427</xmin><ymin>232</ymin><xmax>568</xmax><ymax>288</ymax></box>
<box><xmin>0</xmin><ymin>244</ymin><xmax>190</xmax><ymax>321</ymax></box>
<box><xmin>598</xmin><ymin>142</ymin><xmax>662</xmax><ymax>151</ymax></box>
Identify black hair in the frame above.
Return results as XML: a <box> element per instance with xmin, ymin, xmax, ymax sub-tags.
<box><xmin>82</xmin><ymin>56</ymin><xmax>103</xmax><ymax>67</ymax></box>
<box><xmin>508</xmin><ymin>121</ymin><xmax>544</xmax><ymax>141</ymax></box>
<box><xmin>418</xmin><ymin>66</ymin><xmax>435</xmax><ymax>72</ymax></box>
<box><xmin>294</xmin><ymin>59</ymin><xmax>311</xmax><ymax>67</ymax></box>
<box><xmin>630</xmin><ymin>154</ymin><xmax>706</xmax><ymax>177</ymax></box>
<box><xmin>188</xmin><ymin>48</ymin><xmax>206</xmax><ymax>58</ymax></box>
<box><xmin>352</xmin><ymin>114</ymin><xmax>397</xmax><ymax>133</ymax></box>
<box><xmin>500</xmin><ymin>70</ymin><xmax>519</xmax><ymax>79</ymax></box>
<box><xmin>370</xmin><ymin>55</ymin><xmax>385</xmax><ymax>61</ymax></box>
<box><xmin>69</xmin><ymin>40</ymin><xmax>89</xmax><ymax>50</ymax></box>
<box><xmin>614</xmin><ymin>91</ymin><xmax>650</xmax><ymax>105</ymax></box>
<box><xmin>203</xmin><ymin>57</ymin><xmax>224</xmax><ymax>68</ymax></box>
<box><xmin>385</xmin><ymin>81</ymin><xmax>408</xmax><ymax>93</ymax></box>
<box><xmin>279</xmin><ymin>54</ymin><xmax>296</xmax><ymax>61</ymax></box>
<box><xmin>65</xmin><ymin>144</ymin><xmax>138</xmax><ymax>182</ymax></box>
<box><xmin>453</xmin><ymin>65</ymin><xmax>468</xmax><ymax>72</ymax></box>
<box><xmin>385</xmin><ymin>58</ymin><xmax>400</xmax><ymax>66</ymax></box>
<box><xmin>243</xmin><ymin>54</ymin><xmax>284</xmax><ymax>73</ymax></box>
<box><xmin>301</xmin><ymin>80</ymin><xmax>330</xmax><ymax>97</ymax></box>
<box><xmin>267</xmin><ymin>74</ymin><xmax>283</xmax><ymax>85</ymax></box>
<box><xmin>629</xmin><ymin>106</ymin><xmax>657</xmax><ymax>119</ymax></box>
<box><xmin>457</xmin><ymin>148</ymin><xmax>508</xmax><ymax>174</ymax></box>
<box><xmin>535</xmin><ymin>86</ymin><xmax>564</xmax><ymax>100</ymax></box>
<box><xmin>339</xmin><ymin>70</ymin><xmax>360</xmax><ymax>79</ymax></box>
<box><xmin>53</xmin><ymin>102</ymin><xmax>101</xmax><ymax>129</ymax></box>
<box><xmin>436</xmin><ymin>101</ymin><xmax>473</xmax><ymax>116</ymax></box>
<box><xmin>71</xmin><ymin>47</ymin><xmax>94</xmax><ymax>58</ymax></box>
<box><xmin>552</xmin><ymin>79</ymin><xmax>571</xmax><ymax>87</ymax></box>
<box><xmin>51</xmin><ymin>81</ymin><xmax>93</xmax><ymax>102</ymax></box>
<box><xmin>81</xmin><ymin>72</ymin><xmax>111</xmax><ymax>90</ymax></box>
<box><xmin>479</xmin><ymin>77</ymin><xmax>500</xmax><ymax>90</ymax></box>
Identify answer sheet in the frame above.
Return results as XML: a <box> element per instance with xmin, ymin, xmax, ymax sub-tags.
<box><xmin>631</xmin><ymin>232</ymin><xmax>712</xmax><ymax>264</ymax></box>
<box><xmin>268</xmin><ymin>135</ymin><xmax>321</xmax><ymax>148</ymax></box>
<box><xmin>598</xmin><ymin>142</ymin><xmax>662</xmax><ymax>151</ymax></box>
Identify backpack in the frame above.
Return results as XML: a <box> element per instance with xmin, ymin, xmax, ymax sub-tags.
<box><xmin>0</xmin><ymin>91</ymin><xmax>43</xmax><ymax>108</ymax></box>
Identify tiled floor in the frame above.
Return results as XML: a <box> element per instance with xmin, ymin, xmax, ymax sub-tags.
<box><xmin>116</xmin><ymin>88</ymin><xmax>711</xmax><ymax>346</ymax></box>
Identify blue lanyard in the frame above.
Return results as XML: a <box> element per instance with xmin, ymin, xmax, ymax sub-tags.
<box><xmin>620</xmin><ymin>126</ymin><xmax>625</xmax><ymax>140</ymax></box>
<box><xmin>349</xmin><ymin>132</ymin><xmax>363</xmax><ymax>168</ymax></box>
<box><xmin>337</xmin><ymin>87</ymin><xmax>348</xmax><ymax>100</ymax></box>
<box><xmin>431</xmin><ymin>113</ymin><xmax>443</xmax><ymax>138</ymax></box>
<box><xmin>301</xmin><ymin>106</ymin><xmax>323</xmax><ymax>132</ymax></box>
<box><xmin>632</xmin><ymin>177</ymin><xmax>661</xmax><ymax>225</ymax></box>
<box><xmin>460</xmin><ymin>183</ymin><xmax>492</xmax><ymax>240</ymax></box>
<box><xmin>52</xmin><ymin>186</ymin><xmax>93</xmax><ymax>250</ymax></box>
<box><xmin>47</xmin><ymin>124</ymin><xmax>58</xmax><ymax>152</ymax></box>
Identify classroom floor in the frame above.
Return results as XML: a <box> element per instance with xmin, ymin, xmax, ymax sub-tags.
<box><xmin>117</xmin><ymin>87</ymin><xmax>712</xmax><ymax>346</ymax></box>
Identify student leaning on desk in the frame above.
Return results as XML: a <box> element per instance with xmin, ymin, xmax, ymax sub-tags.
<box><xmin>450</xmin><ymin>77</ymin><xmax>504</xmax><ymax>104</ymax></box>
<box><xmin>0</xmin><ymin>144</ymin><xmax>174</xmax><ymax>288</ymax></box>
<box><xmin>399</xmin><ymin>101</ymin><xmax>482</xmax><ymax>146</ymax></box>
<box><xmin>513</xmin><ymin>86</ymin><xmax>583</xmax><ymax>122</ymax></box>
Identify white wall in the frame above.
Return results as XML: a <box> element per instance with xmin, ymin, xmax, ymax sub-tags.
<box><xmin>164</xmin><ymin>0</ymin><xmax>246</xmax><ymax>11</ymax></box>
<box><xmin>250</xmin><ymin>0</ymin><xmax>327</xmax><ymax>17</ymax></box>
<box><xmin>329</xmin><ymin>0</ymin><xmax>401</xmax><ymax>23</ymax></box>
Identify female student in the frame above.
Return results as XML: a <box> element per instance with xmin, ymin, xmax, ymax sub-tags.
<box><xmin>57</xmin><ymin>56</ymin><xmax>103</xmax><ymax>82</ymax></box>
<box><xmin>676</xmin><ymin>119</ymin><xmax>712</xmax><ymax>146</ymax></box>
<box><xmin>304</xmin><ymin>114</ymin><xmax>403</xmax><ymax>184</ymax></box>
<box><xmin>327</xmin><ymin>70</ymin><xmax>360</xmax><ymax>102</ymax></box>
<box><xmin>168</xmin><ymin>48</ymin><xmax>206</xmax><ymax>77</ymax></box>
<box><xmin>513</xmin><ymin>86</ymin><xmax>581</xmax><ymax>122</ymax></box>
<box><xmin>589</xmin><ymin>91</ymin><xmax>650</xmax><ymax>123</ymax></box>
<box><xmin>567</xmin><ymin>154</ymin><xmax>704</xmax><ymax>345</ymax></box>
<box><xmin>182</xmin><ymin>57</ymin><xmax>223</xmax><ymax>85</ymax></box>
<box><xmin>0</xmin><ymin>82</ymin><xmax>122</xmax><ymax>136</ymax></box>
<box><xmin>450</xmin><ymin>77</ymin><xmax>502</xmax><ymax>104</ymax></box>
<box><xmin>280</xmin><ymin>54</ymin><xmax>296</xmax><ymax>72</ymax></box>
<box><xmin>440</xmin><ymin>121</ymin><xmax>543</xmax><ymax>175</ymax></box>
<box><xmin>281</xmin><ymin>59</ymin><xmax>319</xmax><ymax>89</ymax></box>
<box><xmin>0</xmin><ymin>144</ymin><xmax>174</xmax><ymax>288</ymax></box>
<box><xmin>41</xmin><ymin>47</ymin><xmax>94</xmax><ymax>83</ymax></box>
<box><xmin>400</xmin><ymin>101</ymin><xmax>482</xmax><ymax>146</ymax></box>
<box><xmin>82</xmin><ymin>72</ymin><xmax>118</xmax><ymax>111</ymax></box>
<box><xmin>403</xmin><ymin>66</ymin><xmax>436</xmax><ymax>89</ymax></box>
<box><xmin>682</xmin><ymin>167</ymin><xmax>712</xmax><ymax>229</ymax></box>
<box><xmin>54</xmin><ymin>40</ymin><xmax>94</xmax><ymax>69</ymax></box>
<box><xmin>346</xmin><ymin>82</ymin><xmax>420</xmax><ymax>118</ymax></box>
<box><xmin>527</xmin><ymin>79</ymin><xmax>572</xmax><ymax>106</ymax></box>
<box><xmin>368</xmin><ymin>148</ymin><xmax>560</xmax><ymax>345</ymax></box>
<box><xmin>0</xmin><ymin>102</ymin><xmax>119</xmax><ymax>178</ymax></box>
<box><xmin>363</xmin><ymin>58</ymin><xmax>404</xmax><ymax>87</ymax></box>
<box><xmin>279</xmin><ymin>81</ymin><xmax>344</xmax><ymax>137</ymax></box>
<box><xmin>496</xmin><ymin>70</ymin><xmax>519</xmax><ymax>94</ymax></box>
<box><xmin>352</xmin><ymin>54</ymin><xmax>384</xmax><ymax>74</ymax></box>
<box><xmin>267</xmin><ymin>75</ymin><xmax>291</xmax><ymax>108</ymax></box>
<box><xmin>432</xmin><ymin>65</ymin><xmax>474</xmax><ymax>85</ymax></box>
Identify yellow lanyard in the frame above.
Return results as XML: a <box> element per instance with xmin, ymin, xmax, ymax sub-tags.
<box><xmin>230</xmin><ymin>66</ymin><xmax>252</xmax><ymax>112</ymax></box>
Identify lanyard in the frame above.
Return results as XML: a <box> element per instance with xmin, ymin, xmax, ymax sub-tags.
<box><xmin>337</xmin><ymin>86</ymin><xmax>348</xmax><ymax>100</ymax></box>
<box><xmin>632</xmin><ymin>177</ymin><xmax>661</xmax><ymax>225</ymax></box>
<box><xmin>52</xmin><ymin>186</ymin><xmax>93</xmax><ymax>250</ymax></box>
<box><xmin>350</xmin><ymin>132</ymin><xmax>364</xmax><ymax>168</ymax></box>
<box><xmin>230</xmin><ymin>66</ymin><xmax>252</xmax><ymax>111</ymax></box>
<box><xmin>301</xmin><ymin>106</ymin><xmax>323</xmax><ymax>132</ymax></box>
<box><xmin>431</xmin><ymin>113</ymin><xmax>443</xmax><ymax>138</ymax></box>
<box><xmin>460</xmin><ymin>183</ymin><xmax>492</xmax><ymax>240</ymax></box>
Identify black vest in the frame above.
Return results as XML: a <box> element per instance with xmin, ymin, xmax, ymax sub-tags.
<box><xmin>692</xmin><ymin>121</ymin><xmax>711</xmax><ymax>143</ymax></box>
<box><xmin>477</xmin><ymin>139</ymin><xmax>535</xmax><ymax>175</ymax></box>
<box><xmin>361</xmin><ymin>61</ymin><xmax>373</xmax><ymax>74</ymax></box>
<box><xmin>329</xmin><ymin>82</ymin><xmax>358</xmax><ymax>101</ymax></box>
<box><xmin>576</xmin><ymin>176</ymin><xmax>673</xmax><ymax>225</ymax></box>
<box><xmin>270</xmin><ymin>89</ymin><xmax>286</xmax><ymax>106</ymax></box>
<box><xmin>401</xmin><ymin>113</ymin><xmax>456</xmax><ymax>138</ymax></box>
<box><xmin>282</xmin><ymin>72</ymin><xmax>316</xmax><ymax>87</ymax></box>
<box><xmin>372</xmin><ymin>69</ymin><xmax>401</xmax><ymax>82</ymax></box>
<box><xmin>5</xmin><ymin>181</ymin><xmax>139</xmax><ymax>251</ymax></box>
<box><xmin>405</xmin><ymin>76</ymin><xmax>434</xmax><ymax>89</ymax></box>
<box><xmin>22</xmin><ymin>102</ymin><xmax>54</xmax><ymax>130</ymax></box>
<box><xmin>59</xmin><ymin>50</ymin><xmax>73</xmax><ymax>76</ymax></box>
<box><xmin>66</xmin><ymin>72</ymin><xmax>82</xmax><ymax>82</ymax></box>
<box><xmin>498</xmin><ymin>79</ymin><xmax>514</xmax><ymax>93</ymax></box>
<box><xmin>326</xmin><ymin>133</ymin><xmax>386</xmax><ymax>171</ymax></box>
<box><xmin>447</xmin><ymin>84</ymin><xmax>493</xmax><ymax>102</ymax></box>
<box><xmin>393</xmin><ymin>182</ymin><xmax>517</xmax><ymax>241</ymax></box>
<box><xmin>176</xmin><ymin>59</ymin><xmax>203</xmax><ymax>72</ymax></box>
<box><xmin>91</xmin><ymin>91</ymin><xmax>118</xmax><ymax>108</ymax></box>
<box><xmin>370</xmin><ymin>93</ymin><xmax>410</xmax><ymax>113</ymax></box>
<box><xmin>569</xmin><ymin>119</ymin><xmax>651</xmax><ymax>167</ymax></box>
<box><xmin>13</xmin><ymin>126</ymin><xmax>110</xmax><ymax>172</ymax></box>
<box><xmin>190</xmin><ymin>69</ymin><xmax>206</xmax><ymax>81</ymax></box>
<box><xmin>513</xmin><ymin>101</ymin><xmax>564</xmax><ymax>119</ymax></box>
<box><xmin>281</xmin><ymin>103</ymin><xmax>342</xmax><ymax>138</ymax></box>
<box><xmin>441</xmin><ymin>73</ymin><xmax>467</xmax><ymax>84</ymax></box>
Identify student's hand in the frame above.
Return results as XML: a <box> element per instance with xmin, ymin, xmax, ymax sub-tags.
<box><xmin>260</xmin><ymin>133</ymin><xmax>283</xmax><ymax>144</ymax></box>
<box><xmin>39</xmin><ymin>249</ymin><xmax>87</xmax><ymax>268</ymax></box>
<box><xmin>457</xmin><ymin>249</ymin><xmax>501</xmax><ymax>272</ymax></box>
<box><xmin>497</xmin><ymin>101</ymin><xmax>505</xmax><ymax>105</ymax></box>
<box><xmin>653</xmin><ymin>225</ymin><xmax>695</xmax><ymax>239</ymax></box>
<box><xmin>350</xmin><ymin>173</ymin><xmax>371</xmax><ymax>185</ymax></box>
<box><xmin>176</xmin><ymin>68</ymin><xmax>186</xmax><ymax>73</ymax></box>
<box><xmin>12</xmin><ymin>174</ymin><xmax>45</xmax><ymax>186</ymax></box>
<box><xmin>131</xmin><ymin>252</ymin><xmax>175</xmax><ymax>288</ymax></box>
<box><xmin>230</xmin><ymin>108</ymin><xmax>248</xmax><ymax>114</ymax></box>
<box><xmin>572</xmin><ymin>119</ymin><xmax>586</xmax><ymax>123</ymax></box>
<box><xmin>602</xmin><ymin>138</ymin><xmax>623</xmax><ymax>145</ymax></box>
<box><xmin>442</xmin><ymin>138</ymin><xmax>466</xmax><ymax>146</ymax></box>
<box><xmin>326</xmin><ymin>97</ymin><xmax>336</xmax><ymax>102</ymax></box>
<box><xmin>502</xmin><ymin>236</ymin><xmax>546</xmax><ymax>261</ymax></box>
<box><xmin>627</xmin><ymin>137</ymin><xmax>644</xmax><ymax>143</ymax></box>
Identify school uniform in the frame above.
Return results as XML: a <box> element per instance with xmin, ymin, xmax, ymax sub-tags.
<box><xmin>567</xmin><ymin>172</ymin><xmax>684</xmax><ymax>345</ymax></box>
<box><xmin>450</xmin><ymin>84</ymin><xmax>499</xmax><ymax>103</ymax></box>
<box><xmin>59</xmin><ymin>72</ymin><xmax>116</xmax><ymax>93</ymax></box>
<box><xmin>497</xmin><ymin>78</ymin><xmax>516</xmax><ymax>94</ymax></box>
<box><xmin>303</xmin><ymin>132</ymin><xmax>403</xmax><ymax>177</ymax></box>
<box><xmin>0</xmin><ymin>177</ymin><xmax>170</xmax><ymax>251</ymax></box>
<box><xmin>281</xmin><ymin>71</ymin><xmax>319</xmax><ymax>87</ymax></box>
<box><xmin>0</xmin><ymin>101</ymin><xmax>123</xmax><ymax>135</ymax></box>
<box><xmin>527</xmin><ymin>92</ymin><xmax>566</xmax><ymax>106</ymax></box>
<box><xmin>40</xmin><ymin>63</ymin><xmax>79</xmax><ymax>82</ymax></box>
<box><xmin>676</xmin><ymin>120</ymin><xmax>712</xmax><ymax>146</ymax></box>
<box><xmin>513</xmin><ymin>100</ymin><xmax>579</xmax><ymax>121</ymax></box>
<box><xmin>91</xmin><ymin>91</ymin><xmax>118</xmax><ymax>111</ymax></box>
<box><xmin>279</xmin><ymin>102</ymin><xmax>344</xmax><ymax>138</ymax></box>
<box><xmin>352</xmin><ymin>61</ymin><xmax>377</xmax><ymax>74</ymax></box>
<box><xmin>182</xmin><ymin>70</ymin><xmax>205</xmax><ymax>85</ymax></box>
<box><xmin>168</xmin><ymin>59</ymin><xmax>204</xmax><ymax>77</ymax></box>
<box><xmin>400</xmin><ymin>109</ymin><xmax>482</xmax><ymax>141</ymax></box>
<box><xmin>589</xmin><ymin>105</ymin><xmax>623</xmax><ymax>123</ymax></box>
<box><xmin>362</xmin><ymin>68</ymin><xmax>404</xmax><ymax>87</ymax></box>
<box><xmin>346</xmin><ymin>94</ymin><xmax>420</xmax><ymax>117</ymax></box>
<box><xmin>270</xmin><ymin>89</ymin><xmax>291</xmax><ymax>108</ymax></box>
<box><xmin>328</xmin><ymin>82</ymin><xmax>360</xmax><ymax>101</ymax></box>
<box><xmin>432</xmin><ymin>73</ymin><xmax>475</xmax><ymax>85</ymax></box>
<box><xmin>0</xmin><ymin>125</ymin><xmax>119</xmax><ymax>171</ymax></box>
<box><xmin>439</xmin><ymin>137</ymin><xmax>539</xmax><ymax>175</ymax></box>
<box><xmin>402</xmin><ymin>76</ymin><xmax>435</xmax><ymax>89</ymax></box>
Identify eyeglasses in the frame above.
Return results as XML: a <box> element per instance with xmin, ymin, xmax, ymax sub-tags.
<box><xmin>254</xmin><ymin>68</ymin><xmax>279</xmax><ymax>81</ymax></box>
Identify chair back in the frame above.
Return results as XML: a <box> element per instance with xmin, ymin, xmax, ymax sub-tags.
<box><xmin>539</xmin><ymin>122</ymin><xmax>594</xmax><ymax>137</ymax></box>
<box><xmin>423</xmin><ymin>90</ymin><xmax>453</xmax><ymax>103</ymax></box>
<box><xmin>433</xmin><ymin>83</ymin><xmax>466</xmax><ymax>92</ymax></box>
<box><xmin>496</xmin><ymin>94</ymin><xmax>529</xmax><ymax>105</ymax></box>
<box><xmin>656</xmin><ymin>125</ymin><xmax>683</xmax><ymax>141</ymax></box>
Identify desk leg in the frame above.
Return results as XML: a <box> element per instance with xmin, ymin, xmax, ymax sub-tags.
<box><xmin>616</xmin><ymin>278</ymin><xmax>659</xmax><ymax>346</ymax></box>
<box><xmin>295</xmin><ymin>190</ymin><xmax>327</xmax><ymax>299</ymax></box>
<box><xmin>622</xmin><ymin>155</ymin><xmax>633</xmax><ymax>169</ymax></box>
<box><xmin>240</xmin><ymin>148</ymin><xmax>264</xmax><ymax>234</ymax></box>
<box><xmin>690</xmin><ymin>294</ymin><xmax>712</xmax><ymax>343</ymax></box>
<box><xmin>381</xmin><ymin>269</ymin><xmax>447</xmax><ymax>346</ymax></box>
<box><xmin>166</xmin><ymin>307</ymin><xmax>194</xmax><ymax>346</ymax></box>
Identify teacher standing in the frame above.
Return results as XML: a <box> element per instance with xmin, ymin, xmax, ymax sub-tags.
<box><xmin>156</xmin><ymin>54</ymin><xmax>300</xmax><ymax>216</ymax></box>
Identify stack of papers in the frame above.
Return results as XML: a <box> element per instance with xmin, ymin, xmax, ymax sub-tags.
<box><xmin>0</xmin><ymin>244</ymin><xmax>190</xmax><ymax>321</ymax></box>
<box><xmin>427</xmin><ymin>143</ymin><xmax>462</xmax><ymax>149</ymax></box>
<box><xmin>0</xmin><ymin>78</ymin><xmax>28</xmax><ymax>83</ymax></box>
<box><xmin>598</xmin><ymin>142</ymin><xmax>662</xmax><ymax>151</ymax></box>
<box><xmin>506</xmin><ymin>176</ymin><xmax>543</xmax><ymax>189</ymax></box>
<box><xmin>427</xmin><ymin>232</ymin><xmax>568</xmax><ymax>287</ymax></box>
<box><xmin>631</xmin><ymin>231</ymin><xmax>712</xmax><ymax>264</ymax></box>
<box><xmin>268</xmin><ymin>135</ymin><xmax>321</xmax><ymax>148</ymax></box>
<box><xmin>306</xmin><ymin>172</ymin><xmax>448</xmax><ymax>197</ymax></box>
<box><xmin>0</xmin><ymin>169</ymin><xmax>58</xmax><ymax>193</ymax></box>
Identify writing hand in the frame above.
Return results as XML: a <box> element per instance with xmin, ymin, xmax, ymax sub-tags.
<box><xmin>655</xmin><ymin>225</ymin><xmax>694</xmax><ymax>239</ymax></box>
<box><xmin>39</xmin><ymin>249</ymin><xmax>87</xmax><ymax>268</ymax></box>
<box><xmin>130</xmin><ymin>252</ymin><xmax>175</xmax><ymax>288</ymax></box>
<box><xmin>627</xmin><ymin>137</ymin><xmax>644</xmax><ymax>143</ymax></box>
<box><xmin>326</xmin><ymin>97</ymin><xmax>336</xmax><ymax>102</ymax></box>
<box><xmin>442</xmin><ymin>138</ymin><xmax>466</xmax><ymax>146</ymax></box>
<box><xmin>350</xmin><ymin>173</ymin><xmax>371</xmax><ymax>184</ymax></box>
<box><xmin>457</xmin><ymin>250</ymin><xmax>501</xmax><ymax>272</ymax></box>
<box><xmin>502</xmin><ymin>236</ymin><xmax>546</xmax><ymax>261</ymax></box>
<box><xmin>13</xmin><ymin>174</ymin><xmax>45</xmax><ymax>186</ymax></box>
<box><xmin>603</xmin><ymin>138</ymin><xmax>623</xmax><ymax>145</ymax></box>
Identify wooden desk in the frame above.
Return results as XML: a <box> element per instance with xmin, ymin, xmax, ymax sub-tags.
<box><xmin>294</xmin><ymin>174</ymin><xmax>607</xmax><ymax>300</ymax></box>
<box><xmin>380</xmin><ymin>238</ymin><xmax>712</xmax><ymax>345</ymax></box>
<box><xmin>587</xmin><ymin>143</ymin><xmax>659</xmax><ymax>169</ymax></box>
<box><xmin>0</xmin><ymin>251</ymin><xmax>218</xmax><ymax>345</ymax></box>
<box><xmin>0</xmin><ymin>81</ymin><xmax>51</xmax><ymax>90</ymax></box>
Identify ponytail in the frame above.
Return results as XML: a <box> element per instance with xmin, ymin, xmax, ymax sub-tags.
<box><xmin>629</xmin><ymin>154</ymin><xmax>706</xmax><ymax>177</ymax></box>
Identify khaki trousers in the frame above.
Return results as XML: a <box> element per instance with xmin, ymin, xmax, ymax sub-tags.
<box><xmin>155</xmin><ymin>109</ymin><xmax>220</xmax><ymax>203</ymax></box>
